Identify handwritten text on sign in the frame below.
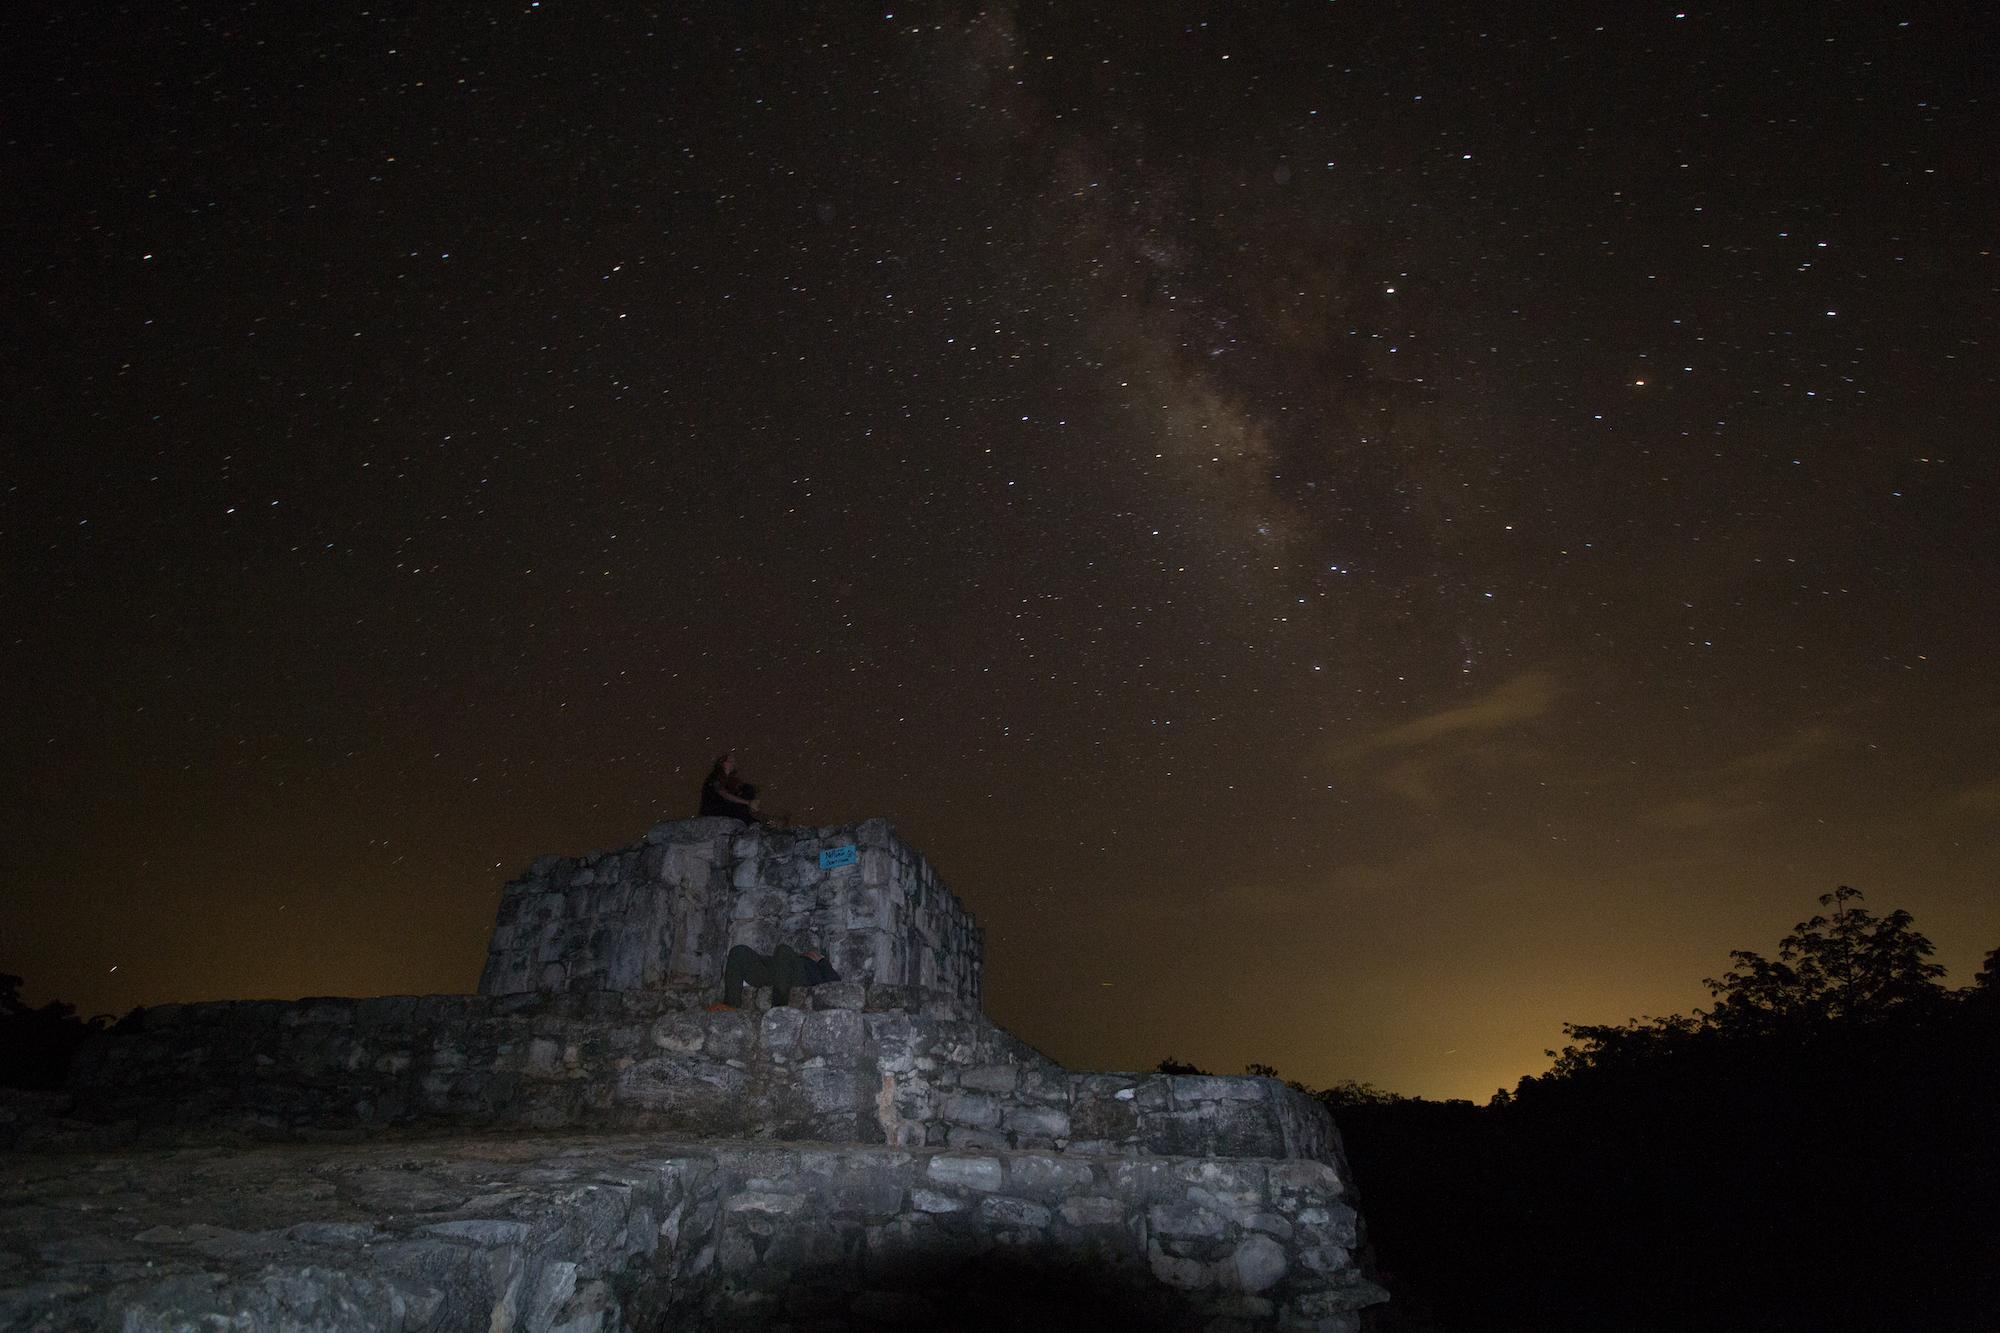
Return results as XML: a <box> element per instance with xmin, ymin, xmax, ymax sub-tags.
<box><xmin>818</xmin><ymin>845</ymin><xmax>859</xmax><ymax>871</ymax></box>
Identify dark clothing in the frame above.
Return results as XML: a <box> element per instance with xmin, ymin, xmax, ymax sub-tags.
<box><xmin>700</xmin><ymin>776</ymin><xmax>760</xmax><ymax>821</ymax></box>
<box><xmin>721</xmin><ymin>943</ymin><xmax>838</xmax><ymax>1007</ymax></box>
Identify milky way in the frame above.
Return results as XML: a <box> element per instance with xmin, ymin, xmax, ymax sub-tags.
<box><xmin>4</xmin><ymin>4</ymin><xmax>1994</xmax><ymax>1098</ymax></box>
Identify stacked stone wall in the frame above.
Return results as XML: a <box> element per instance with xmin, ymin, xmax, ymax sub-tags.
<box><xmin>21</xmin><ymin>818</ymin><xmax>1388</xmax><ymax>1328</ymax></box>
<box><xmin>478</xmin><ymin>819</ymin><xmax>982</xmax><ymax>1012</ymax></box>
<box><xmin>700</xmin><ymin>1141</ymin><xmax>1373</xmax><ymax>1329</ymax></box>
<box><xmin>1</xmin><ymin>1133</ymin><xmax>1383</xmax><ymax>1332</ymax></box>
<box><xmin>63</xmin><ymin>989</ymin><xmax>1342</xmax><ymax>1173</ymax></box>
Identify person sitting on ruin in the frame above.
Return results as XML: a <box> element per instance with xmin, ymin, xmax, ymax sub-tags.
<box><xmin>711</xmin><ymin>942</ymin><xmax>838</xmax><ymax>1010</ymax></box>
<box><xmin>699</xmin><ymin>752</ymin><xmax>764</xmax><ymax>823</ymax></box>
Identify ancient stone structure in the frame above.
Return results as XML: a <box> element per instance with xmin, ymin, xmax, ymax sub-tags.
<box><xmin>2</xmin><ymin>820</ymin><xmax>1387</xmax><ymax>1331</ymax></box>
<box><xmin>478</xmin><ymin>819</ymin><xmax>983</xmax><ymax>1011</ymax></box>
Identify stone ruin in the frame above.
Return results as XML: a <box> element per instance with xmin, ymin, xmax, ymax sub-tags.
<box><xmin>0</xmin><ymin>818</ymin><xmax>1388</xmax><ymax>1331</ymax></box>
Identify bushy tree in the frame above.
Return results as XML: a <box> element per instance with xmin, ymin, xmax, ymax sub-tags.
<box><xmin>1702</xmin><ymin>885</ymin><xmax>1946</xmax><ymax>1031</ymax></box>
<box><xmin>1348</xmin><ymin>889</ymin><xmax>1996</xmax><ymax>1332</ymax></box>
<box><xmin>1968</xmin><ymin>946</ymin><xmax>2000</xmax><ymax>1010</ymax></box>
<box><xmin>1538</xmin><ymin>1011</ymin><xmax>1703</xmax><ymax>1080</ymax></box>
<box><xmin>0</xmin><ymin>974</ymin><xmax>108</xmax><ymax>1089</ymax></box>
<box><xmin>1314</xmin><ymin>1078</ymin><xmax>1407</xmax><ymax>1108</ymax></box>
<box><xmin>1526</xmin><ymin>887</ymin><xmax>1953</xmax><ymax>1088</ymax></box>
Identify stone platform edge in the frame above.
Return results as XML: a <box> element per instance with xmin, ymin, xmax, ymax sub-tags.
<box><xmin>49</xmin><ymin>986</ymin><xmax>1344</xmax><ymax>1170</ymax></box>
<box><xmin>0</xmin><ymin>1132</ymin><xmax>1386</xmax><ymax>1332</ymax></box>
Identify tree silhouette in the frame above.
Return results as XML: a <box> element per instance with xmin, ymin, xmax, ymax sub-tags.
<box><xmin>0</xmin><ymin>974</ymin><xmax>108</xmax><ymax>1089</ymax></box>
<box><xmin>1537</xmin><ymin>886</ymin><xmax>1953</xmax><ymax>1080</ymax></box>
<box><xmin>1703</xmin><ymin>885</ymin><xmax>1947</xmax><ymax>1031</ymax></box>
<box><xmin>1967</xmin><ymin>946</ymin><xmax>2000</xmax><ymax>1010</ymax></box>
<box><xmin>1337</xmin><ymin>889</ymin><xmax>2000</xmax><ymax>1331</ymax></box>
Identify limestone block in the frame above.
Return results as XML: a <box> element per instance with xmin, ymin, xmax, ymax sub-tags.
<box><xmin>942</xmin><ymin>1093</ymin><xmax>1001</xmax><ymax>1129</ymax></box>
<box><xmin>730</xmin><ymin>1145</ymin><xmax>799</xmax><ymax>1179</ymax></box>
<box><xmin>614</xmin><ymin>1058</ymin><xmax>750</xmax><ymax>1130</ymax></box>
<box><xmin>651</xmin><ymin>1014</ymin><xmax>705</xmax><ymax>1054</ymax></box>
<box><xmin>1105</xmin><ymin>1158</ymin><xmax>1177</xmax><ymax>1203</ymax></box>
<box><xmin>528</xmin><ymin>1032</ymin><xmax>568</xmax><ymax>1072</ymax></box>
<box><xmin>1001</xmin><ymin>1105</ymin><xmax>1069</xmax><ymax>1141</ymax></box>
<box><xmin>1150</xmin><ymin>1201</ymin><xmax>1227</xmax><ymax>1240</ymax></box>
<box><xmin>422</xmin><ymin>1218</ymin><xmax>534</xmax><ymax>1246</ymax></box>
<box><xmin>790</xmin><ymin>1065</ymin><xmax>876</xmax><ymax>1140</ymax></box>
<box><xmin>1081</xmin><ymin>1072</ymin><xmax>1172</xmax><ymax>1110</ymax></box>
<box><xmin>545</xmin><ymin>1275</ymin><xmax>615</xmax><ymax>1333</ymax></box>
<box><xmin>834</xmin><ymin>1165</ymin><xmax>906</xmax><ymax>1222</ymax></box>
<box><xmin>919</xmin><ymin>992</ymin><xmax>967</xmax><ymax>1022</ymax></box>
<box><xmin>1267</xmin><ymin>1159</ymin><xmax>1345</xmax><ymax>1201</ymax></box>
<box><xmin>1143</xmin><ymin>1109</ymin><xmax>1212</xmax><ymax>1156</ymax></box>
<box><xmin>832</xmin><ymin>930</ymin><xmax>888</xmax><ymax>985</ymax></box>
<box><xmin>798</xmin><ymin>1008</ymin><xmax>865</xmax><ymax>1059</ymax></box>
<box><xmin>725</xmin><ymin>1190</ymin><xmax>811</xmax><ymax>1218</ymax></box>
<box><xmin>807</xmin><ymin>980</ymin><xmax>865</xmax><ymax>1011</ymax></box>
<box><xmin>864</xmin><ymin>983</ymin><xmax>918</xmax><ymax>1014</ymax></box>
<box><xmin>1175</xmin><ymin>1159</ymin><xmax>1268</xmax><ymax>1209</ymax></box>
<box><xmin>1171</xmin><ymin>1074</ymin><xmax>1267</xmax><ymax>1104</ymax></box>
<box><xmin>925</xmin><ymin>1154</ymin><xmax>1003</xmax><ymax>1193</ymax></box>
<box><xmin>701</xmin><ymin>1012</ymin><xmax>750</xmax><ymax>1066</ymax></box>
<box><xmin>1225</xmin><ymin>1234</ymin><xmax>1288</xmax><ymax>1293</ymax></box>
<box><xmin>1241</xmin><ymin>1211</ymin><xmax>1295</xmax><ymax>1240</ymax></box>
<box><xmin>1203</xmin><ymin>1098</ymin><xmax>1304</xmax><ymax>1155</ymax></box>
<box><xmin>1006</xmin><ymin>1154</ymin><xmax>1097</xmax><ymax>1201</ymax></box>
<box><xmin>1057</xmin><ymin>1195</ymin><xmax>1126</xmax><ymax>1229</ymax></box>
<box><xmin>759</xmin><ymin>1007</ymin><xmax>804</xmax><ymax>1057</ymax></box>
<box><xmin>959</xmin><ymin>1063</ymin><xmax>1018</xmax><ymax>1093</ymax></box>
<box><xmin>860</xmin><ymin>846</ymin><xmax>890</xmax><ymax>887</ymax></box>
<box><xmin>867</xmin><ymin>1027</ymin><xmax>921</xmax><ymax>1080</ymax></box>
<box><xmin>976</xmin><ymin>1195</ymin><xmax>1052</xmax><ymax>1231</ymax></box>
<box><xmin>843</xmin><ymin>882</ymin><xmax>890</xmax><ymax>929</ymax></box>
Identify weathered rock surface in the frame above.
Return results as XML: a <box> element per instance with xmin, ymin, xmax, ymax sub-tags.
<box><xmin>7</xmin><ymin>819</ymin><xmax>1388</xmax><ymax>1329</ymax></box>
<box><xmin>0</xmin><ymin>1133</ymin><xmax>1383</xmax><ymax>1332</ymax></box>
<box><xmin>480</xmin><ymin>819</ymin><xmax>982</xmax><ymax>1012</ymax></box>
<box><xmin>63</xmin><ymin>986</ymin><xmax>1341</xmax><ymax>1169</ymax></box>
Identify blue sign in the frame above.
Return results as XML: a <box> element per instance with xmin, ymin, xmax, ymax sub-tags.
<box><xmin>818</xmin><ymin>845</ymin><xmax>859</xmax><ymax>871</ymax></box>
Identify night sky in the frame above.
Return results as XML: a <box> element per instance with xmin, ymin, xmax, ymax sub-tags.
<box><xmin>5</xmin><ymin>4</ymin><xmax>1995</xmax><ymax>1102</ymax></box>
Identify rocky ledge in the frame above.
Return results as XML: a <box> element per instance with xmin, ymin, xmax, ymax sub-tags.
<box><xmin>0</xmin><ymin>1131</ymin><xmax>1384</xmax><ymax>1332</ymax></box>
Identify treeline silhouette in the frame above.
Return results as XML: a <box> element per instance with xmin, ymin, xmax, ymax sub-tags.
<box><xmin>0</xmin><ymin>974</ymin><xmax>108</xmax><ymax>1090</ymax></box>
<box><xmin>1165</xmin><ymin>888</ymin><xmax>2000</xmax><ymax>1332</ymax></box>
